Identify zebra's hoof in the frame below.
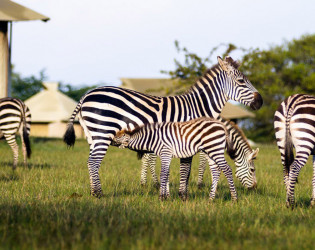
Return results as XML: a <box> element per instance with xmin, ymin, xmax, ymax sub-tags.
<box><xmin>178</xmin><ymin>192</ymin><xmax>188</xmax><ymax>201</ymax></box>
<box><xmin>91</xmin><ymin>190</ymin><xmax>103</xmax><ymax>199</ymax></box>
<box><xmin>197</xmin><ymin>183</ymin><xmax>205</xmax><ymax>189</ymax></box>
<box><xmin>310</xmin><ymin>199</ymin><xmax>315</xmax><ymax>208</ymax></box>
<box><xmin>208</xmin><ymin>198</ymin><xmax>215</xmax><ymax>204</ymax></box>
<box><xmin>159</xmin><ymin>194</ymin><xmax>169</xmax><ymax>201</ymax></box>
<box><xmin>153</xmin><ymin>182</ymin><xmax>160</xmax><ymax>189</ymax></box>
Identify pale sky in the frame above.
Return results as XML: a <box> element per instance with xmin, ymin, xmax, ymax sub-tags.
<box><xmin>11</xmin><ymin>0</ymin><xmax>315</xmax><ymax>87</ymax></box>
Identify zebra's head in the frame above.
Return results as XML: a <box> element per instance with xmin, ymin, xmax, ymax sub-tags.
<box><xmin>235</xmin><ymin>148</ymin><xmax>259</xmax><ymax>189</ymax></box>
<box><xmin>113</xmin><ymin>130</ymin><xmax>131</xmax><ymax>149</ymax></box>
<box><xmin>217</xmin><ymin>56</ymin><xmax>263</xmax><ymax>110</ymax></box>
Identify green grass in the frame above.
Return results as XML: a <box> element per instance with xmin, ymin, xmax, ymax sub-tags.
<box><xmin>0</xmin><ymin>138</ymin><xmax>314</xmax><ymax>249</ymax></box>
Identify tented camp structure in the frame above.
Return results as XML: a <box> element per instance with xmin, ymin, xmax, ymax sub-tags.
<box><xmin>120</xmin><ymin>78</ymin><xmax>255</xmax><ymax>120</ymax></box>
<box><xmin>25</xmin><ymin>82</ymin><xmax>84</xmax><ymax>138</ymax></box>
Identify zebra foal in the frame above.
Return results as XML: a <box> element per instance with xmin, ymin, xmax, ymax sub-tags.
<box><xmin>0</xmin><ymin>97</ymin><xmax>31</xmax><ymax>169</ymax></box>
<box><xmin>114</xmin><ymin>117</ymin><xmax>238</xmax><ymax>201</ymax></box>
<box><xmin>274</xmin><ymin>94</ymin><xmax>315</xmax><ymax>209</ymax></box>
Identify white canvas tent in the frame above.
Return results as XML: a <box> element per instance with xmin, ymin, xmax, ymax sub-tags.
<box><xmin>25</xmin><ymin>82</ymin><xmax>84</xmax><ymax>138</ymax></box>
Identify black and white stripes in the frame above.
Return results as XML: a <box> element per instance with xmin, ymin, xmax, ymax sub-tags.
<box><xmin>197</xmin><ymin>117</ymin><xmax>259</xmax><ymax>189</ymax></box>
<box><xmin>64</xmin><ymin>56</ymin><xmax>263</xmax><ymax>197</ymax></box>
<box><xmin>114</xmin><ymin>117</ymin><xmax>238</xmax><ymax>201</ymax></box>
<box><xmin>0</xmin><ymin>97</ymin><xmax>31</xmax><ymax>169</ymax></box>
<box><xmin>274</xmin><ymin>94</ymin><xmax>315</xmax><ymax>208</ymax></box>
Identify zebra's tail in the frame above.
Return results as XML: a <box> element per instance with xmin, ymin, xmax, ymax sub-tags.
<box><xmin>284</xmin><ymin>109</ymin><xmax>294</xmax><ymax>174</ymax></box>
<box><xmin>19</xmin><ymin>100</ymin><xmax>31</xmax><ymax>158</ymax></box>
<box><xmin>23</xmin><ymin>126</ymin><xmax>31</xmax><ymax>158</ymax></box>
<box><xmin>63</xmin><ymin>100</ymin><xmax>83</xmax><ymax>147</ymax></box>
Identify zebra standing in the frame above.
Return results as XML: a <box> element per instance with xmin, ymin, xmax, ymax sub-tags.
<box><xmin>114</xmin><ymin>117</ymin><xmax>237</xmax><ymax>201</ymax></box>
<box><xmin>64</xmin><ymin>56</ymin><xmax>263</xmax><ymax>198</ymax></box>
<box><xmin>0</xmin><ymin>97</ymin><xmax>31</xmax><ymax>169</ymax></box>
<box><xmin>274</xmin><ymin>94</ymin><xmax>315</xmax><ymax>208</ymax></box>
<box><xmin>197</xmin><ymin>118</ymin><xmax>259</xmax><ymax>189</ymax></box>
<box><xmin>140</xmin><ymin>118</ymin><xmax>259</xmax><ymax>192</ymax></box>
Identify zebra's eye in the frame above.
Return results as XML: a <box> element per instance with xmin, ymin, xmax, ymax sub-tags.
<box><xmin>250</xmin><ymin>168</ymin><xmax>255</xmax><ymax>173</ymax></box>
<box><xmin>237</xmin><ymin>78</ymin><xmax>246</xmax><ymax>84</ymax></box>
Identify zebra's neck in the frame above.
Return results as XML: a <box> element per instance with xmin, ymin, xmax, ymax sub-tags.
<box><xmin>180</xmin><ymin>66</ymin><xmax>228</xmax><ymax>119</ymax></box>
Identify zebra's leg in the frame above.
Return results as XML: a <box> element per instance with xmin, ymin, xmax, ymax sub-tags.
<box><xmin>140</xmin><ymin>154</ymin><xmax>149</xmax><ymax>186</ymax></box>
<box><xmin>4</xmin><ymin>134</ymin><xmax>19</xmax><ymax>170</ymax></box>
<box><xmin>286</xmin><ymin>156</ymin><xmax>307</xmax><ymax>209</ymax></box>
<box><xmin>216</xmin><ymin>161</ymin><xmax>238</xmax><ymax>202</ymax></box>
<box><xmin>178</xmin><ymin>157</ymin><xmax>193</xmax><ymax>201</ymax></box>
<box><xmin>141</xmin><ymin>154</ymin><xmax>159</xmax><ymax>187</ymax></box>
<box><xmin>208</xmin><ymin>161</ymin><xmax>221</xmax><ymax>201</ymax></box>
<box><xmin>197</xmin><ymin>152</ymin><xmax>207</xmax><ymax>189</ymax></box>
<box><xmin>87</xmin><ymin>138</ymin><xmax>112</xmax><ymax>198</ymax></box>
<box><xmin>310</xmin><ymin>155</ymin><xmax>315</xmax><ymax>208</ymax></box>
<box><xmin>159</xmin><ymin>150</ymin><xmax>172</xmax><ymax>200</ymax></box>
<box><xmin>19</xmin><ymin>125</ymin><xmax>27</xmax><ymax>166</ymax></box>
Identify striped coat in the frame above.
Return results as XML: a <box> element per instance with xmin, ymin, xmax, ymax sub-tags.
<box><xmin>0</xmin><ymin>97</ymin><xmax>31</xmax><ymax>169</ymax></box>
<box><xmin>274</xmin><ymin>94</ymin><xmax>315</xmax><ymax>208</ymax></box>
<box><xmin>114</xmin><ymin>117</ymin><xmax>238</xmax><ymax>201</ymax></box>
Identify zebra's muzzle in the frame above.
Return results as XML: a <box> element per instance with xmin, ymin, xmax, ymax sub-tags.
<box><xmin>250</xmin><ymin>92</ymin><xmax>263</xmax><ymax>110</ymax></box>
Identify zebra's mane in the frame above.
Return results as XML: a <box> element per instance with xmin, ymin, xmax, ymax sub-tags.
<box><xmin>227</xmin><ymin>120</ymin><xmax>251</xmax><ymax>150</ymax></box>
<box><xmin>185</xmin><ymin>57</ymin><xmax>239</xmax><ymax>95</ymax></box>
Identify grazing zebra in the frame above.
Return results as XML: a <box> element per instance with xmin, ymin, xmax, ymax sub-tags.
<box><xmin>140</xmin><ymin>118</ymin><xmax>259</xmax><ymax>192</ymax></box>
<box><xmin>274</xmin><ymin>94</ymin><xmax>315</xmax><ymax>208</ymax></box>
<box><xmin>64</xmin><ymin>56</ymin><xmax>263</xmax><ymax>198</ymax></box>
<box><xmin>197</xmin><ymin>118</ymin><xmax>259</xmax><ymax>189</ymax></box>
<box><xmin>114</xmin><ymin>117</ymin><xmax>238</xmax><ymax>201</ymax></box>
<box><xmin>0</xmin><ymin>97</ymin><xmax>31</xmax><ymax>169</ymax></box>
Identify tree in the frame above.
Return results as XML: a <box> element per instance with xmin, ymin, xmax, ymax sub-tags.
<box><xmin>241</xmin><ymin>34</ymin><xmax>315</xmax><ymax>142</ymax></box>
<box><xmin>11</xmin><ymin>69</ymin><xmax>46</xmax><ymax>101</ymax></box>
<box><xmin>59</xmin><ymin>84</ymin><xmax>99</xmax><ymax>102</ymax></box>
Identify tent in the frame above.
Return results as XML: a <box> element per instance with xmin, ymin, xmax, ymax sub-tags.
<box><xmin>120</xmin><ymin>78</ymin><xmax>255</xmax><ymax>119</ymax></box>
<box><xmin>24</xmin><ymin>82</ymin><xmax>84</xmax><ymax>138</ymax></box>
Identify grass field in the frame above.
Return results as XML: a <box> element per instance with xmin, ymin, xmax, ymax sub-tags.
<box><xmin>0</xmin><ymin>138</ymin><xmax>314</xmax><ymax>249</ymax></box>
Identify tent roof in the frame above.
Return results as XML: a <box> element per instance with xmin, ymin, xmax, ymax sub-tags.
<box><xmin>120</xmin><ymin>78</ymin><xmax>255</xmax><ymax>119</ymax></box>
<box><xmin>25</xmin><ymin>82</ymin><xmax>76</xmax><ymax>123</ymax></box>
<box><xmin>0</xmin><ymin>0</ymin><xmax>49</xmax><ymax>22</ymax></box>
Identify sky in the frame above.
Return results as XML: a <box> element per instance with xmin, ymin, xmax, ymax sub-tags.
<box><xmin>11</xmin><ymin>0</ymin><xmax>315</xmax><ymax>87</ymax></box>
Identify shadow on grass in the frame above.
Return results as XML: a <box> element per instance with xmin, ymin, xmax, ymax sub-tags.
<box><xmin>0</xmin><ymin>161</ymin><xmax>51</xmax><ymax>169</ymax></box>
<box><xmin>0</xmin><ymin>173</ymin><xmax>19</xmax><ymax>182</ymax></box>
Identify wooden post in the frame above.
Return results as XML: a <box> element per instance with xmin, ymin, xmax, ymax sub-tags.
<box><xmin>0</xmin><ymin>21</ymin><xmax>8</xmax><ymax>98</ymax></box>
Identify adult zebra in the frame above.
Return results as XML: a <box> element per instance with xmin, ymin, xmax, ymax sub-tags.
<box><xmin>0</xmin><ymin>97</ymin><xmax>31</xmax><ymax>169</ymax></box>
<box><xmin>274</xmin><ymin>94</ymin><xmax>315</xmax><ymax>208</ymax></box>
<box><xmin>114</xmin><ymin>117</ymin><xmax>237</xmax><ymax>200</ymax></box>
<box><xmin>64</xmin><ymin>56</ymin><xmax>263</xmax><ymax>198</ymax></box>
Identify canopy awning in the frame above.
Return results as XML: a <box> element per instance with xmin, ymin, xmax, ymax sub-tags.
<box><xmin>0</xmin><ymin>0</ymin><xmax>49</xmax><ymax>22</ymax></box>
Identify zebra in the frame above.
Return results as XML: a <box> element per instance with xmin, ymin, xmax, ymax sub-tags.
<box><xmin>274</xmin><ymin>94</ymin><xmax>315</xmax><ymax>209</ymax></box>
<box><xmin>114</xmin><ymin>117</ymin><xmax>238</xmax><ymax>201</ymax></box>
<box><xmin>140</xmin><ymin>118</ymin><xmax>259</xmax><ymax>192</ymax></box>
<box><xmin>64</xmin><ymin>56</ymin><xmax>263</xmax><ymax>198</ymax></box>
<box><xmin>197</xmin><ymin>118</ymin><xmax>259</xmax><ymax>189</ymax></box>
<box><xmin>0</xmin><ymin>97</ymin><xmax>31</xmax><ymax>169</ymax></box>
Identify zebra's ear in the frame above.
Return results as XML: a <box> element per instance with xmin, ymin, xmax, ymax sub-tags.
<box><xmin>252</xmin><ymin>148</ymin><xmax>259</xmax><ymax>159</ymax></box>
<box><xmin>217</xmin><ymin>56</ymin><xmax>228</xmax><ymax>71</ymax></box>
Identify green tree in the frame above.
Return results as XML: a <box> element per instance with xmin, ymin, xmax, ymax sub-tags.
<box><xmin>11</xmin><ymin>69</ymin><xmax>46</xmax><ymax>101</ymax></box>
<box><xmin>59</xmin><ymin>84</ymin><xmax>99</xmax><ymax>102</ymax></box>
<box><xmin>241</xmin><ymin>34</ymin><xmax>315</xmax><ymax>142</ymax></box>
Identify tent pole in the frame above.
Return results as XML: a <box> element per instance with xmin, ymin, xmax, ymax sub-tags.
<box><xmin>8</xmin><ymin>21</ymin><xmax>12</xmax><ymax>97</ymax></box>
